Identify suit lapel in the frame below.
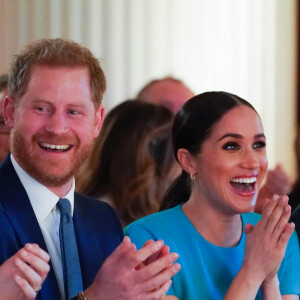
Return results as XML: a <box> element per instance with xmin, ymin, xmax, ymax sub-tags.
<box><xmin>0</xmin><ymin>156</ymin><xmax>61</xmax><ymax>300</ymax></box>
<box><xmin>73</xmin><ymin>196</ymin><xmax>106</xmax><ymax>289</ymax></box>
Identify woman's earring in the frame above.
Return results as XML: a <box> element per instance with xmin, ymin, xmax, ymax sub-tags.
<box><xmin>190</xmin><ymin>173</ymin><xmax>196</xmax><ymax>180</ymax></box>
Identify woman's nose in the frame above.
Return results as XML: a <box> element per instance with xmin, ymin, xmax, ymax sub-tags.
<box><xmin>239</xmin><ymin>150</ymin><xmax>260</xmax><ymax>170</ymax></box>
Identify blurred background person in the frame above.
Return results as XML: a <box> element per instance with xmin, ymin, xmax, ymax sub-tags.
<box><xmin>76</xmin><ymin>100</ymin><xmax>179</xmax><ymax>226</ymax></box>
<box><xmin>138</xmin><ymin>76</ymin><xmax>291</xmax><ymax>213</ymax></box>
<box><xmin>0</xmin><ymin>74</ymin><xmax>10</xmax><ymax>163</ymax></box>
<box><xmin>137</xmin><ymin>77</ymin><xmax>194</xmax><ymax>113</ymax></box>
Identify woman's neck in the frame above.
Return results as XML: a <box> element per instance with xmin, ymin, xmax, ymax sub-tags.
<box><xmin>182</xmin><ymin>193</ymin><xmax>243</xmax><ymax>247</ymax></box>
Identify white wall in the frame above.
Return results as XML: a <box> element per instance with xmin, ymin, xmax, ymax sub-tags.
<box><xmin>0</xmin><ymin>0</ymin><xmax>297</xmax><ymax>178</ymax></box>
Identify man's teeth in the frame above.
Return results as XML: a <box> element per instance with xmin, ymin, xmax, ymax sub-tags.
<box><xmin>230</xmin><ymin>177</ymin><xmax>257</xmax><ymax>184</ymax></box>
<box><xmin>40</xmin><ymin>143</ymin><xmax>70</xmax><ymax>150</ymax></box>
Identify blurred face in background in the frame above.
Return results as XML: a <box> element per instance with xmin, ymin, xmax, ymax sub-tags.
<box><xmin>140</xmin><ymin>80</ymin><xmax>194</xmax><ymax>113</ymax></box>
<box><xmin>0</xmin><ymin>87</ymin><xmax>10</xmax><ymax>162</ymax></box>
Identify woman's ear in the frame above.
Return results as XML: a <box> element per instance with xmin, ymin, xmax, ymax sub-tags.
<box><xmin>177</xmin><ymin>148</ymin><xmax>196</xmax><ymax>175</ymax></box>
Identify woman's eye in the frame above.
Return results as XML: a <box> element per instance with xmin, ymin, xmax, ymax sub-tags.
<box><xmin>222</xmin><ymin>142</ymin><xmax>240</xmax><ymax>150</ymax></box>
<box><xmin>253</xmin><ymin>141</ymin><xmax>266</xmax><ymax>149</ymax></box>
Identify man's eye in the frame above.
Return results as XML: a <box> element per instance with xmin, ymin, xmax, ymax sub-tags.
<box><xmin>69</xmin><ymin>110</ymin><xmax>79</xmax><ymax>115</ymax></box>
<box><xmin>35</xmin><ymin>106</ymin><xmax>47</xmax><ymax>112</ymax></box>
<box><xmin>222</xmin><ymin>142</ymin><xmax>240</xmax><ymax>150</ymax></box>
<box><xmin>253</xmin><ymin>141</ymin><xmax>266</xmax><ymax>149</ymax></box>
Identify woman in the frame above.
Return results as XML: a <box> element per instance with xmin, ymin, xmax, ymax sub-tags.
<box><xmin>124</xmin><ymin>92</ymin><xmax>300</xmax><ymax>299</ymax></box>
<box><xmin>76</xmin><ymin>100</ymin><xmax>180</xmax><ymax>226</ymax></box>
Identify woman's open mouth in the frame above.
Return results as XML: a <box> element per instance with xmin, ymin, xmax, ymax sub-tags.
<box><xmin>230</xmin><ymin>177</ymin><xmax>257</xmax><ymax>192</ymax></box>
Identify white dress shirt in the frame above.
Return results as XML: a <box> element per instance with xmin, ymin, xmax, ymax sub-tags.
<box><xmin>11</xmin><ymin>154</ymin><xmax>75</xmax><ymax>300</ymax></box>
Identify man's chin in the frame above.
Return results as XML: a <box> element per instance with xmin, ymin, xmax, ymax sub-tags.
<box><xmin>12</xmin><ymin>130</ymin><xmax>93</xmax><ymax>187</ymax></box>
<box><xmin>30</xmin><ymin>169</ymin><xmax>74</xmax><ymax>187</ymax></box>
<box><xmin>19</xmin><ymin>160</ymin><xmax>75</xmax><ymax>187</ymax></box>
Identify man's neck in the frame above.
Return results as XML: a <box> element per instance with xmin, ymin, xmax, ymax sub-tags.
<box><xmin>45</xmin><ymin>181</ymin><xmax>74</xmax><ymax>198</ymax></box>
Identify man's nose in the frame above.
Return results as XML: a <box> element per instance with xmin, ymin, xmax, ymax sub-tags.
<box><xmin>45</xmin><ymin>112</ymin><xmax>68</xmax><ymax>135</ymax></box>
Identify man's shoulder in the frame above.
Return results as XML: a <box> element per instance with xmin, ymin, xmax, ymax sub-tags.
<box><xmin>0</xmin><ymin>155</ymin><xmax>15</xmax><ymax>179</ymax></box>
<box><xmin>74</xmin><ymin>192</ymin><xmax>122</xmax><ymax>229</ymax></box>
<box><xmin>75</xmin><ymin>192</ymin><xmax>115</xmax><ymax>211</ymax></box>
<box><xmin>0</xmin><ymin>155</ymin><xmax>27</xmax><ymax>207</ymax></box>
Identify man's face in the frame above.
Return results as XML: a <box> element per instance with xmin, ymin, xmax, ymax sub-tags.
<box><xmin>5</xmin><ymin>65</ymin><xmax>103</xmax><ymax>188</ymax></box>
<box><xmin>0</xmin><ymin>87</ymin><xmax>10</xmax><ymax>163</ymax></box>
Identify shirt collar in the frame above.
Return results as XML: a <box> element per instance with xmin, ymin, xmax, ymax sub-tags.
<box><xmin>10</xmin><ymin>154</ymin><xmax>75</xmax><ymax>222</ymax></box>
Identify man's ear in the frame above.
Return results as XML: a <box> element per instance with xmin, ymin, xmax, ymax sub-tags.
<box><xmin>3</xmin><ymin>96</ymin><xmax>15</xmax><ymax>129</ymax></box>
<box><xmin>177</xmin><ymin>148</ymin><xmax>196</xmax><ymax>175</ymax></box>
<box><xmin>93</xmin><ymin>104</ymin><xmax>104</xmax><ymax>138</ymax></box>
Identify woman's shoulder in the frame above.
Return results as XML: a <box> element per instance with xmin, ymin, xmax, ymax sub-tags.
<box><xmin>124</xmin><ymin>204</ymin><xmax>183</xmax><ymax>233</ymax></box>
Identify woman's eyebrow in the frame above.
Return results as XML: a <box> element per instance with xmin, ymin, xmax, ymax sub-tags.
<box><xmin>255</xmin><ymin>133</ymin><xmax>266</xmax><ymax>139</ymax></box>
<box><xmin>218</xmin><ymin>133</ymin><xmax>242</xmax><ymax>141</ymax></box>
<box><xmin>218</xmin><ymin>133</ymin><xmax>266</xmax><ymax>142</ymax></box>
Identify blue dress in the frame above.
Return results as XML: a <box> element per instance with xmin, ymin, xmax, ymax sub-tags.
<box><xmin>124</xmin><ymin>204</ymin><xmax>300</xmax><ymax>300</ymax></box>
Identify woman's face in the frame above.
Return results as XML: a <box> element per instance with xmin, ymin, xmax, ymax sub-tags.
<box><xmin>191</xmin><ymin>105</ymin><xmax>268</xmax><ymax>215</ymax></box>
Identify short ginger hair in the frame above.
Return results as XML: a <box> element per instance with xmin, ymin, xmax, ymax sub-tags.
<box><xmin>8</xmin><ymin>38</ymin><xmax>106</xmax><ymax>107</ymax></box>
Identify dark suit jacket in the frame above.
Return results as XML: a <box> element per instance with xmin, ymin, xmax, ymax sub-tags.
<box><xmin>291</xmin><ymin>204</ymin><xmax>300</xmax><ymax>240</ymax></box>
<box><xmin>0</xmin><ymin>155</ymin><xmax>123</xmax><ymax>300</ymax></box>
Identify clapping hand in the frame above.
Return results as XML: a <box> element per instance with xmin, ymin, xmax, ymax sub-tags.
<box><xmin>0</xmin><ymin>243</ymin><xmax>50</xmax><ymax>300</ymax></box>
<box><xmin>84</xmin><ymin>236</ymin><xmax>181</xmax><ymax>300</ymax></box>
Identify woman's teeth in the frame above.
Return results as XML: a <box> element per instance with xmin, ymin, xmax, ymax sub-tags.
<box><xmin>230</xmin><ymin>177</ymin><xmax>257</xmax><ymax>184</ymax></box>
<box><xmin>230</xmin><ymin>177</ymin><xmax>257</xmax><ymax>192</ymax></box>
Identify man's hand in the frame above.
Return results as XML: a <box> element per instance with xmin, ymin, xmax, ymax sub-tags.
<box><xmin>0</xmin><ymin>243</ymin><xmax>50</xmax><ymax>300</ymax></box>
<box><xmin>84</xmin><ymin>237</ymin><xmax>181</xmax><ymax>300</ymax></box>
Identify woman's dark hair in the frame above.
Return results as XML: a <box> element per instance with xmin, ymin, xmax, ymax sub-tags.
<box><xmin>160</xmin><ymin>91</ymin><xmax>256</xmax><ymax>210</ymax></box>
<box><xmin>76</xmin><ymin>100</ymin><xmax>176</xmax><ymax>225</ymax></box>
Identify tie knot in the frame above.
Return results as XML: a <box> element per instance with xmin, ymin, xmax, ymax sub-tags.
<box><xmin>57</xmin><ymin>198</ymin><xmax>71</xmax><ymax>215</ymax></box>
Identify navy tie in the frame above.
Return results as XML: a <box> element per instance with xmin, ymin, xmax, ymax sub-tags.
<box><xmin>57</xmin><ymin>198</ymin><xmax>83</xmax><ymax>300</ymax></box>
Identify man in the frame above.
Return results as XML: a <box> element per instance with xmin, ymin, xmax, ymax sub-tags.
<box><xmin>0</xmin><ymin>39</ymin><xmax>180</xmax><ymax>300</ymax></box>
<box><xmin>137</xmin><ymin>77</ymin><xmax>290</xmax><ymax>212</ymax></box>
<box><xmin>0</xmin><ymin>74</ymin><xmax>10</xmax><ymax>162</ymax></box>
<box><xmin>137</xmin><ymin>77</ymin><xmax>194</xmax><ymax>113</ymax></box>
